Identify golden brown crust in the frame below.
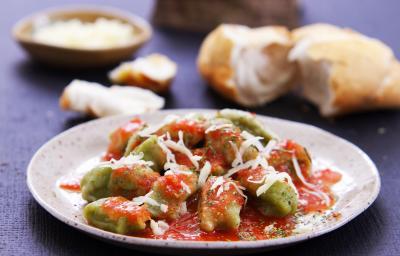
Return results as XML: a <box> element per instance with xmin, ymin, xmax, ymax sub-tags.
<box><xmin>197</xmin><ymin>24</ymin><xmax>295</xmax><ymax>107</ymax></box>
<box><xmin>120</xmin><ymin>73</ymin><xmax>172</xmax><ymax>94</ymax></box>
<box><xmin>376</xmin><ymin>62</ymin><xmax>400</xmax><ymax>107</ymax></box>
<box><xmin>59</xmin><ymin>86</ymin><xmax>97</xmax><ymax>117</ymax></box>
<box><xmin>109</xmin><ymin>54</ymin><xmax>177</xmax><ymax>94</ymax></box>
<box><xmin>200</xmin><ymin>23</ymin><xmax>400</xmax><ymax>115</ymax></box>
<box><xmin>197</xmin><ymin>25</ymin><xmax>238</xmax><ymax>102</ymax></box>
<box><xmin>59</xmin><ymin>91</ymin><xmax>70</xmax><ymax>110</ymax></box>
<box><xmin>291</xmin><ymin>23</ymin><xmax>400</xmax><ymax>116</ymax></box>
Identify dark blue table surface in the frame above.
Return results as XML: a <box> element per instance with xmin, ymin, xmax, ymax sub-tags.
<box><xmin>1</xmin><ymin>0</ymin><xmax>399</xmax><ymax>255</ymax></box>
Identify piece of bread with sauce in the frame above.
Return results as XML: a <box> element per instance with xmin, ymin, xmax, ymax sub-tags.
<box><xmin>109</xmin><ymin>53</ymin><xmax>177</xmax><ymax>93</ymax></box>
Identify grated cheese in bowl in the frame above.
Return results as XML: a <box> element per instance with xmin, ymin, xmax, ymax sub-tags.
<box><xmin>32</xmin><ymin>17</ymin><xmax>137</xmax><ymax>49</ymax></box>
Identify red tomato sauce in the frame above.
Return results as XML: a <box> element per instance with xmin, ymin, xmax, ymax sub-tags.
<box><xmin>297</xmin><ymin>169</ymin><xmax>342</xmax><ymax>212</ymax></box>
<box><xmin>110</xmin><ymin>166</ymin><xmax>159</xmax><ymax>198</ymax></box>
<box><xmin>103</xmin><ymin>118</ymin><xmax>144</xmax><ymax>161</ymax></box>
<box><xmin>67</xmin><ymin>117</ymin><xmax>343</xmax><ymax>241</ymax></box>
<box><xmin>169</xmin><ymin>120</ymin><xmax>205</xmax><ymax>138</ymax></box>
<box><xmin>59</xmin><ymin>176</ymin><xmax>81</xmax><ymax>192</ymax></box>
<box><xmin>174</xmin><ymin>151</ymin><xmax>195</xmax><ymax>168</ymax></box>
<box><xmin>137</xmin><ymin>195</ymin><xmax>297</xmax><ymax>241</ymax></box>
<box><xmin>101</xmin><ymin>197</ymin><xmax>150</xmax><ymax>224</ymax></box>
<box><xmin>136</xmin><ymin>167</ymin><xmax>341</xmax><ymax>241</ymax></box>
<box><xmin>207</xmin><ymin>127</ymin><xmax>241</xmax><ymax>141</ymax></box>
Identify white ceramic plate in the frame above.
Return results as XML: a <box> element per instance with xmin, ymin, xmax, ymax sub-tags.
<box><xmin>27</xmin><ymin>109</ymin><xmax>380</xmax><ymax>255</ymax></box>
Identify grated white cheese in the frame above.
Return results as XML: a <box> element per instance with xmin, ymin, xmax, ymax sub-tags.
<box><xmin>132</xmin><ymin>191</ymin><xmax>175</xmax><ymax>213</ymax></box>
<box><xmin>178</xmin><ymin>201</ymin><xmax>188</xmax><ymax>215</ymax></box>
<box><xmin>205</xmin><ymin>123</ymin><xmax>234</xmax><ymax>134</ymax></box>
<box><xmin>159</xmin><ymin>134</ymin><xmax>196</xmax><ymax>177</ymax></box>
<box><xmin>164</xmin><ymin>166</ymin><xmax>193</xmax><ymax>176</ymax></box>
<box><xmin>264</xmin><ymin>223</ymin><xmax>275</xmax><ymax>233</ymax></box>
<box><xmin>210</xmin><ymin>176</ymin><xmax>225</xmax><ymax>191</ymax></box>
<box><xmin>157</xmin><ymin>136</ymin><xmax>176</xmax><ymax>165</ymax></box>
<box><xmin>150</xmin><ymin>220</ymin><xmax>169</xmax><ymax>235</ymax></box>
<box><xmin>162</xmin><ymin>131</ymin><xmax>201</xmax><ymax>169</ymax></box>
<box><xmin>216</xmin><ymin>185</ymin><xmax>224</xmax><ymax>197</ymax></box>
<box><xmin>160</xmin><ymin>204</ymin><xmax>169</xmax><ymax>213</ymax></box>
<box><xmin>224</xmin><ymin>158</ymin><xmax>258</xmax><ymax>178</ymax></box>
<box><xmin>301</xmin><ymin>187</ymin><xmax>331</xmax><ymax>206</ymax></box>
<box><xmin>98</xmin><ymin>153</ymin><xmax>153</xmax><ymax>169</ymax></box>
<box><xmin>224</xmin><ymin>153</ymin><xmax>271</xmax><ymax>178</ymax></box>
<box><xmin>292</xmin><ymin>156</ymin><xmax>330</xmax><ymax>205</ymax></box>
<box><xmin>138</xmin><ymin>114</ymin><xmax>179</xmax><ymax>137</ymax></box>
<box><xmin>240</xmin><ymin>131</ymin><xmax>264</xmax><ymax>154</ymax></box>
<box><xmin>197</xmin><ymin>161</ymin><xmax>212</xmax><ymax>188</ymax></box>
<box><xmin>225</xmin><ymin>181</ymin><xmax>248</xmax><ymax>204</ymax></box>
<box><xmin>230</xmin><ymin>142</ymin><xmax>243</xmax><ymax>167</ymax></box>
<box><xmin>209</xmin><ymin>176</ymin><xmax>248</xmax><ymax>203</ymax></box>
<box><xmin>262</xmin><ymin>139</ymin><xmax>278</xmax><ymax>159</ymax></box>
<box><xmin>291</xmin><ymin>155</ymin><xmax>316</xmax><ymax>189</ymax></box>
<box><xmin>180</xmin><ymin>181</ymin><xmax>192</xmax><ymax>194</ymax></box>
<box><xmin>298</xmin><ymin>199</ymin><xmax>308</xmax><ymax>205</ymax></box>
<box><xmin>225</xmin><ymin>135</ymin><xmax>298</xmax><ymax>199</ymax></box>
<box><xmin>255</xmin><ymin>167</ymin><xmax>298</xmax><ymax>197</ymax></box>
<box><xmin>132</xmin><ymin>191</ymin><xmax>159</xmax><ymax>206</ymax></box>
<box><xmin>32</xmin><ymin>17</ymin><xmax>137</xmax><ymax>49</ymax></box>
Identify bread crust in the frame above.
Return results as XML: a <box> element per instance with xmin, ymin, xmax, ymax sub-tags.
<box><xmin>197</xmin><ymin>25</ymin><xmax>237</xmax><ymax>102</ymax></box>
<box><xmin>197</xmin><ymin>24</ymin><xmax>295</xmax><ymax>107</ymax></box>
<box><xmin>109</xmin><ymin>54</ymin><xmax>177</xmax><ymax>94</ymax></box>
<box><xmin>291</xmin><ymin>23</ymin><xmax>400</xmax><ymax>116</ymax></box>
<box><xmin>59</xmin><ymin>80</ymin><xmax>165</xmax><ymax>117</ymax></box>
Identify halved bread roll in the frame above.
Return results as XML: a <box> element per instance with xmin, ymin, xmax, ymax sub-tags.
<box><xmin>197</xmin><ymin>24</ymin><xmax>296</xmax><ymax>107</ymax></box>
<box><xmin>60</xmin><ymin>80</ymin><xmax>164</xmax><ymax>117</ymax></box>
<box><xmin>289</xmin><ymin>23</ymin><xmax>400</xmax><ymax>116</ymax></box>
<box><xmin>109</xmin><ymin>54</ymin><xmax>177</xmax><ymax>93</ymax></box>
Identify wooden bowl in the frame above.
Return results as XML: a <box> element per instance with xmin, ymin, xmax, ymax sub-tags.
<box><xmin>12</xmin><ymin>5</ymin><xmax>152</xmax><ymax>68</ymax></box>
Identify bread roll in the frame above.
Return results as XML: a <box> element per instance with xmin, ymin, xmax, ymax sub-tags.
<box><xmin>289</xmin><ymin>23</ymin><xmax>400</xmax><ymax>116</ymax></box>
<box><xmin>60</xmin><ymin>80</ymin><xmax>164</xmax><ymax>117</ymax></box>
<box><xmin>197</xmin><ymin>24</ymin><xmax>296</xmax><ymax>107</ymax></box>
<box><xmin>109</xmin><ymin>54</ymin><xmax>177</xmax><ymax>93</ymax></box>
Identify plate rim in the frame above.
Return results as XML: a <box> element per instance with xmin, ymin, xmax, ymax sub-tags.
<box><xmin>27</xmin><ymin>109</ymin><xmax>381</xmax><ymax>250</ymax></box>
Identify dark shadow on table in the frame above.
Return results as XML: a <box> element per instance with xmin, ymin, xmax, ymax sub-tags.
<box><xmin>13</xmin><ymin>59</ymin><xmax>116</xmax><ymax>92</ymax></box>
<box><xmin>63</xmin><ymin>116</ymin><xmax>93</xmax><ymax>130</ymax></box>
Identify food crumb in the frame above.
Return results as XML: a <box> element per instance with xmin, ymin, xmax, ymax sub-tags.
<box><xmin>329</xmin><ymin>211</ymin><xmax>341</xmax><ymax>220</ymax></box>
<box><xmin>264</xmin><ymin>223</ymin><xmax>275</xmax><ymax>233</ymax></box>
<box><xmin>377</xmin><ymin>127</ymin><xmax>386</xmax><ymax>135</ymax></box>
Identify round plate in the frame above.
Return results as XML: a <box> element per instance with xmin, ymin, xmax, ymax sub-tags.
<box><xmin>27</xmin><ymin>109</ymin><xmax>380</xmax><ymax>255</ymax></box>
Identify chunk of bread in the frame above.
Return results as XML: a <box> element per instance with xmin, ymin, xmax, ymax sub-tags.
<box><xmin>197</xmin><ymin>24</ymin><xmax>296</xmax><ymax>107</ymax></box>
<box><xmin>289</xmin><ymin>23</ymin><xmax>400</xmax><ymax>116</ymax></box>
<box><xmin>59</xmin><ymin>80</ymin><xmax>164</xmax><ymax>117</ymax></box>
<box><xmin>109</xmin><ymin>53</ymin><xmax>177</xmax><ymax>93</ymax></box>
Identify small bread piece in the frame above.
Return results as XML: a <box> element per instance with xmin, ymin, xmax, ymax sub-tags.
<box><xmin>289</xmin><ymin>23</ymin><xmax>400</xmax><ymax>116</ymax></box>
<box><xmin>197</xmin><ymin>24</ymin><xmax>296</xmax><ymax>107</ymax></box>
<box><xmin>59</xmin><ymin>80</ymin><xmax>164</xmax><ymax>117</ymax></box>
<box><xmin>109</xmin><ymin>54</ymin><xmax>177</xmax><ymax>93</ymax></box>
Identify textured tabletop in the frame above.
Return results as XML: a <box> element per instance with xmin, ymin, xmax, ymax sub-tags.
<box><xmin>1</xmin><ymin>0</ymin><xmax>399</xmax><ymax>255</ymax></box>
